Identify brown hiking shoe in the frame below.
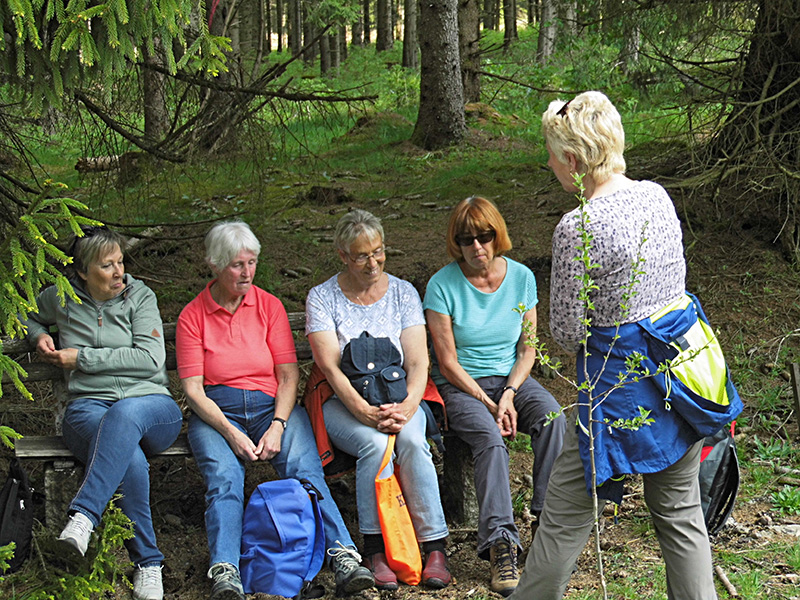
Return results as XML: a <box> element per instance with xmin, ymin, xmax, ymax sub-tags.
<box><xmin>490</xmin><ymin>538</ymin><xmax>519</xmax><ymax>597</ymax></box>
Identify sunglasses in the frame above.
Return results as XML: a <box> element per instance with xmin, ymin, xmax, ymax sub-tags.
<box><xmin>556</xmin><ymin>100</ymin><xmax>571</xmax><ymax>117</ymax></box>
<box><xmin>455</xmin><ymin>230</ymin><xmax>496</xmax><ymax>247</ymax></box>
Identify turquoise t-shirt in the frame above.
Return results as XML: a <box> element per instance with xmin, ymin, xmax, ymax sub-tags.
<box><xmin>423</xmin><ymin>257</ymin><xmax>538</xmax><ymax>384</ymax></box>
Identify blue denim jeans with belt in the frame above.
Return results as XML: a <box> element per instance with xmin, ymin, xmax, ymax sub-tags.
<box><xmin>62</xmin><ymin>394</ymin><xmax>183</xmax><ymax>566</ymax></box>
<box><xmin>187</xmin><ymin>385</ymin><xmax>355</xmax><ymax>568</ymax></box>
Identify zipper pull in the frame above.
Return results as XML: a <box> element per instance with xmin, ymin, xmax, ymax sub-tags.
<box><xmin>98</xmin><ymin>313</ymin><xmax>103</xmax><ymax>327</ymax></box>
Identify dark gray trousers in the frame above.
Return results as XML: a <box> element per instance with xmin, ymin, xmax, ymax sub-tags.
<box><xmin>439</xmin><ymin>375</ymin><xmax>565</xmax><ymax>557</ymax></box>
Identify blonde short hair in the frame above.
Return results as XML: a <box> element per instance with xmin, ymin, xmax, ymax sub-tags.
<box><xmin>446</xmin><ymin>196</ymin><xmax>512</xmax><ymax>261</ymax></box>
<box><xmin>541</xmin><ymin>91</ymin><xmax>626</xmax><ymax>184</ymax></box>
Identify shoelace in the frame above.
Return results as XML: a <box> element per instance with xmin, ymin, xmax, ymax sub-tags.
<box><xmin>327</xmin><ymin>540</ymin><xmax>363</xmax><ymax>569</ymax></box>
<box><xmin>64</xmin><ymin>514</ymin><xmax>92</xmax><ymax>538</ymax></box>
<box><xmin>208</xmin><ymin>563</ymin><xmax>238</xmax><ymax>582</ymax></box>
<box><xmin>495</xmin><ymin>543</ymin><xmax>519</xmax><ymax>580</ymax></box>
<box><xmin>136</xmin><ymin>566</ymin><xmax>162</xmax><ymax>587</ymax></box>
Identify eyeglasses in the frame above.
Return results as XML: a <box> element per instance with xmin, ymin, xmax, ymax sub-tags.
<box><xmin>455</xmin><ymin>230</ymin><xmax>496</xmax><ymax>247</ymax></box>
<box><xmin>347</xmin><ymin>245</ymin><xmax>386</xmax><ymax>265</ymax></box>
<box><xmin>556</xmin><ymin>100</ymin><xmax>571</xmax><ymax>117</ymax></box>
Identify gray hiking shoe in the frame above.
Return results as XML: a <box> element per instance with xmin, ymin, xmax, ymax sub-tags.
<box><xmin>133</xmin><ymin>565</ymin><xmax>163</xmax><ymax>600</ymax></box>
<box><xmin>207</xmin><ymin>562</ymin><xmax>245</xmax><ymax>600</ymax></box>
<box><xmin>327</xmin><ymin>541</ymin><xmax>375</xmax><ymax>596</ymax></box>
<box><xmin>57</xmin><ymin>512</ymin><xmax>94</xmax><ymax>556</ymax></box>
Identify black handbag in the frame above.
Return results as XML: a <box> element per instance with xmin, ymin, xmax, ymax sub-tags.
<box><xmin>340</xmin><ymin>332</ymin><xmax>407</xmax><ymax>406</ymax></box>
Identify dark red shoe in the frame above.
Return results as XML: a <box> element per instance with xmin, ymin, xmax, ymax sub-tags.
<box><xmin>364</xmin><ymin>553</ymin><xmax>398</xmax><ymax>591</ymax></box>
<box><xmin>422</xmin><ymin>550</ymin><xmax>451</xmax><ymax>589</ymax></box>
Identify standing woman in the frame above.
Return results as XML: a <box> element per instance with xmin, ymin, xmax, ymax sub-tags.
<box><xmin>510</xmin><ymin>91</ymin><xmax>730</xmax><ymax>599</ymax></box>
<box><xmin>177</xmin><ymin>221</ymin><xmax>373</xmax><ymax>600</ymax></box>
<box><xmin>423</xmin><ymin>197</ymin><xmax>565</xmax><ymax>597</ymax></box>
<box><xmin>21</xmin><ymin>226</ymin><xmax>182</xmax><ymax>600</ymax></box>
<box><xmin>305</xmin><ymin>209</ymin><xmax>451</xmax><ymax>591</ymax></box>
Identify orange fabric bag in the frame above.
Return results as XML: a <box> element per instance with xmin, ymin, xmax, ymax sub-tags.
<box><xmin>375</xmin><ymin>434</ymin><xmax>422</xmax><ymax>585</ymax></box>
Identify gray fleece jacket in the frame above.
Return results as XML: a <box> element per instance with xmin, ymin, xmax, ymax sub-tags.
<box><xmin>22</xmin><ymin>274</ymin><xmax>171</xmax><ymax>402</ymax></box>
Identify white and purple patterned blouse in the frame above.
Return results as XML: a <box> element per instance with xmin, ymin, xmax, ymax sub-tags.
<box><xmin>550</xmin><ymin>180</ymin><xmax>686</xmax><ymax>352</ymax></box>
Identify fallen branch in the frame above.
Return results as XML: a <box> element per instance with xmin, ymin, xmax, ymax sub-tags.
<box><xmin>714</xmin><ymin>565</ymin><xmax>738</xmax><ymax>597</ymax></box>
<box><xmin>777</xmin><ymin>476</ymin><xmax>800</xmax><ymax>486</ymax></box>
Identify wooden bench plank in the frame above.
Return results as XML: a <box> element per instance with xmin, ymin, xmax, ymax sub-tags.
<box><xmin>15</xmin><ymin>433</ymin><xmax>192</xmax><ymax>460</ymax></box>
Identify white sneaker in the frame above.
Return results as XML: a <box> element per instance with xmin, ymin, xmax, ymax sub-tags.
<box><xmin>133</xmin><ymin>565</ymin><xmax>164</xmax><ymax>600</ymax></box>
<box><xmin>57</xmin><ymin>512</ymin><xmax>94</xmax><ymax>556</ymax></box>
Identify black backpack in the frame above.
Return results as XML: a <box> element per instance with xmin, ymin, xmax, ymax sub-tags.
<box><xmin>698</xmin><ymin>423</ymin><xmax>739</xmax><ymax>535</ymax></box>
<box><xmin>0</xmin><ymin>459</ymin><xmax>34</xmax><ymax>572</ymax></box>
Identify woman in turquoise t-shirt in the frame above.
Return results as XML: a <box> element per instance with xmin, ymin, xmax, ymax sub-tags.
<box><xmin>423</xmin><ymin>196</ymin><xmax>565</xmax><ymax>598</ymax></box>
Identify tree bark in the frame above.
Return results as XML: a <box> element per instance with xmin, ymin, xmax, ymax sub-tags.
<box><xmin>713</xmin><ymin>0</ymin><xmax>800</xmax><ymax>259</ymax></box>
<box><xmin>412</xmin><ymin>0</ymin><xmax>466</xmax><ymax>149</ymax></box>
<box><xmin>537</xmin><ymin>0</ymin><xmax>556</xmax><ymax>63</ymax></box>
<box><xmin>459</xmin><ymin>0</ymin><xmax>481</xmax><ymax>103</ymax></box>
<box><xmin>142</xmin><ymin>39</ymin><xmax>169</xmax><ymax>141</ymax></box>
<box><xmin>364</xmin><ymin>0</ymin><xmax>371</xmax><ymax>44</ymax></box>
<box><xmin>377</xmin><ymin>0</ymin><xmax>393</xmax><ymax>50</ymax></box>
<box><xmin>402</xmin><ymin>0</ymin><xmax>419</xmax><ymax>69</ymax></box>
<box><xmin>277</xmin><ymin>0</ymin><xmax>285</xmax><ymax>52</ymax></box>
<box><xmin>503</xmin><ymin>0</ymin><xmax>517</xmax><ymax>51</ymax></box>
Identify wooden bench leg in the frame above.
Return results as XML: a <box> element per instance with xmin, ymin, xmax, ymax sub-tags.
<box><xmin>441</xmin><ymin>436</ymin><xmax>479</xmax><ymax>528</ymax></box>
<box><xmin>44</xmin><ymin>460</ymin><xmax>82</xmax><ymax>531</ymax></box>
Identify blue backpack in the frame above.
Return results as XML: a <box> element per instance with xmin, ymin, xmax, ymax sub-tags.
<box><xmin>240</xmin><ymin>478</ymin><xmax>326</xmax><ymax>597</ymax></box>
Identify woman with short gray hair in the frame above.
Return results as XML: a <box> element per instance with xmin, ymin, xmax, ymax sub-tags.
<box><xmin>177</xmin><ymin>220</ymin><xmax>374</xmax><ymax>600</ymax></box>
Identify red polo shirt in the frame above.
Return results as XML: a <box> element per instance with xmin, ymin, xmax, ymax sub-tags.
<box><xmin>176</xmin><ymin>281</ymin><xmax>297</xmax><ymax>397</ymax></box>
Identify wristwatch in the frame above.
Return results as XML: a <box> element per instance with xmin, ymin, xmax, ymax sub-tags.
<box><xmin>272</xmin><ymin>417</ymin><xmax>288</xmax><ymax>431</ymax></box>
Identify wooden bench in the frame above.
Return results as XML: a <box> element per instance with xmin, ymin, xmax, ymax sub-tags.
<box><xmin>3</xmin><ymin>312</ymin><xmax>478</xmax><ymax>529</ymax></box>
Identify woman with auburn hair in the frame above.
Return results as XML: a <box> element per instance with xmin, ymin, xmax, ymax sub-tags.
<box><xmin>423</xmin><ymin>196</ymin><xmax>565</xmax><ymax>597</ymax></box>
<box><xmin>508</xmin><ymin>91</ymin><xmax>740</xmax><ymax>599</ymax></box>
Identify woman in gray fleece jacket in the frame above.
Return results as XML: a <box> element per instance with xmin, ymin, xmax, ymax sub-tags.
<box><xmin>20</xmin><ymin>227</ymin><xmax>182</xmax><ymax>600</ymax></box>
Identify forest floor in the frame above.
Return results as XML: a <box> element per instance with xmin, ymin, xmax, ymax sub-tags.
<box><xmin>2</xmin><ymin>114</ymin><xmax>800</xmax><ymax>599</ymax></box>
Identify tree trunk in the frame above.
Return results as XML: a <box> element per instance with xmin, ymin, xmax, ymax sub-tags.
<box><xmin>377</xmin><ymin>0</ymin><xmax>393</xmax><ymax>50</ymax></box>
<box><xmin>563</xmin><ymin>0</ymin><xmax>577</xmax><ymax>37</ymax></box>
<box><xmin>352</xmin><ymin>13</ymin><xmax>364</xmax><ymax>46</ymax></box>
<box><xmin>503</xmin><ymin>0</ymin><xmax>517</xmax><ymax>51</ymax></box>
<box><xmin>459</xmin><ymin>0</ymin><xmax>481</xmax><ymax>103</ymax></box>
<box><xmin>142</xmin><ymin>40</ymin><xmax>169</xmax><ymax>141</ymax></box>
<box><xmin>339</xmin><ymin>25</ymin><xmax>348</xmax><ymax>61</ymax></box>
<box><xmin>537</xmin><ymin>0</ymin><xmax>556</xmax><ymax>63</ymax></box>
<box><xmin>528</xmin><ymin>0</ymin><xmax>538</xmax><ymax>25</ymax></box>
<box><xmin>265</xmin><ymin>0</ymin><xmax>272</xmax><ymax>54</ymax></box>
<box><xmin>320</xmin><ymin>32</ymin><xmax>331</xmax><ymax>73</ymax></box>
<box><xmin>277</xmin><ymin>0</ymin><xmax>284</xmax><ymax>52</ymax></box>
<box><xmin>402</xmin><ymin>0</ymin><xmax>419</xmax><ymax>69</ymax></box>
<box><xmin>303</xmin><ymin>4</ymin><xmax>317</xmax><ymax>64</ymax></box>
<box><xmin>364</xmin><ymin>0</ymin><xmax>371</xmax><ymax>44</ymax></box>
<box><xmin>412</xmin><ymin>0</ymin><xmax>466</xmax><ymax>149</ymax></box>
<box><xmin>288</xmin><ymin>0</ymin><xmax>302</xmax><ymax>56</ymax></box>
<box><xmin>714</xmin><ymin>0</ymin><xmax>800</xmax><ymax>259</ymax></box>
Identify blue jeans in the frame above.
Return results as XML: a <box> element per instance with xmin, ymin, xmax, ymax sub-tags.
<box><xmin>322</xmin><ymin>397</ymin><xmax>449</xmax><ymax>540</ymax></box>
<box><xmin>187</xmin><ymin>386</ymin><xmax>355</xmax><ymax>568</ymax></box>
<box><xmin>61</xmin><ymin>394</ymin><xmax>182</xmax><ymax>566</ymax></box>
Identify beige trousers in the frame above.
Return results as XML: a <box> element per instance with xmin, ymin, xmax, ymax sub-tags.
<box><xmin>508</xmin><ymin>424</ymin><xmax>717</xmax><ymax>600</ymax></box>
